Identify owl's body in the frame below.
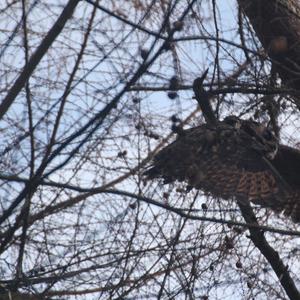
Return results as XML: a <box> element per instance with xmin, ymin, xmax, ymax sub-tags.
<box><xmin>145</xmin><ymin>117</ymin><xmax>300</xmax><ymax>222</ymax></box>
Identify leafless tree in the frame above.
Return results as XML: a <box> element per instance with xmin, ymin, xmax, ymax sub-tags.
<box><xmin>0</xmin><ymin>0</ymin><xmax>299</xmax><ymax>299</ymax></box>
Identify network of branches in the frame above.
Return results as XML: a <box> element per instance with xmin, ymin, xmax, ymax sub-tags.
<box><xmin>0</xmin><ymin>0</ymin><xmax>299</xmax><ymax>299</ymax></box>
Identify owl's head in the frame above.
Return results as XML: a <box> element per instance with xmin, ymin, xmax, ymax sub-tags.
<box><xmin>223</xmin><ymin>115</ymin><xmax>241</xmax><ymax>129</ymax></box>
<box><xmin>222</xmin><ymin>116</ymin><xmax>278</xmax><ymax>159</ymax></box>
<box><xmin>242</xmin><ymin>119</ymin><xmax>278</xmax><ymax>159</ymax></box>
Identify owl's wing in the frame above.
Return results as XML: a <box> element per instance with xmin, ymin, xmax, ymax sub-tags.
<box><xmin>145</xmin><ymin>122</ymin><xmax>300</xmax><ymax>222</ymax></box>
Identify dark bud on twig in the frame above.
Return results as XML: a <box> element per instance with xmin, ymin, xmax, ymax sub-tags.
<box><xmin>201</xmin><ymin>203</ymin><xmax>208</xmax><ymax>210</ymax></box>
<box><xmin>167</xmin><ymin>91</ymin><xmax>178</xmax><ymax>99</ymax></box>
<box><xmin>170</xmin><ymin>114</ymin><xmax>180</xmax><ymax>123</ymax></box>
<box><xmin>117</xmin><ymin>150</ymin><xmax>127</xmax><ymax>157</ymax></box>
<box><xmin>236</xmin><ymin>261</ymin><xmax>243</xmax><ymax>269</ymax></box>
<box><xmin>132</xmin><ymin>97</ymin><xmax>140</xmax><ymax>104</ymax></box>
<box><xmin>140</xmin><ymin>49</ymin><xmax>149</xmax><ymax>60</ymax></box>
<box><xmin>169</xmin><ymin>76</ymin><xmax>179</xmax><ymax>90</ymax></box>
<box><xmin>173</xmin><ymin>20</ymin><xmax>184</xmax><ymax>31</ymax></box>
<box><xmin>129</xmin><ymin>202</ymin><xmax>137</xmax><ymax>209</ymax></box>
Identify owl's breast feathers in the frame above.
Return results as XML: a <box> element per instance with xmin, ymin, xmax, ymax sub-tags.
<box><xmin>144</xmin><ymin>118</ymin><xmax>300</xmax><ymax>223</ymax></box>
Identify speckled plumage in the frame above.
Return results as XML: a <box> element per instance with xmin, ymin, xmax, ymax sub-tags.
<box><xmin>145</xmin><ymin>117</ymin><xmax>300</xmax><ymax>223</ymax></box>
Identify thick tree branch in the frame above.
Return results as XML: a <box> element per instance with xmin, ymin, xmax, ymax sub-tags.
<box><xmin>0</xmin><ymin>0</ymin><xmax>81</xmax><ymax>120</ymax></box>
<box><xmin>237</xmin><ymin>200</ymin><xmax>300</xmax><ymax>300</ymax></box>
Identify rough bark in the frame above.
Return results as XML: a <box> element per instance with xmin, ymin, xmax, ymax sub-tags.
<box><xmin>238</xmin><ymin>0</ymin><xmax>300</xmax><ymax>93</ymax></box>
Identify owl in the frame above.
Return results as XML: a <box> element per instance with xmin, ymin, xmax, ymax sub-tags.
<box><xmin>145</xmin><ymin>72</ymin><xmax>300</xmax><ymax>223</ymax></box>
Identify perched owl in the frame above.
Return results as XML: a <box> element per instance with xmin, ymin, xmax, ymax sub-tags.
<box><xmin>145</xmin><ymin>72</ymin><xmax>300</xmax><ymax>223</ymax></box>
